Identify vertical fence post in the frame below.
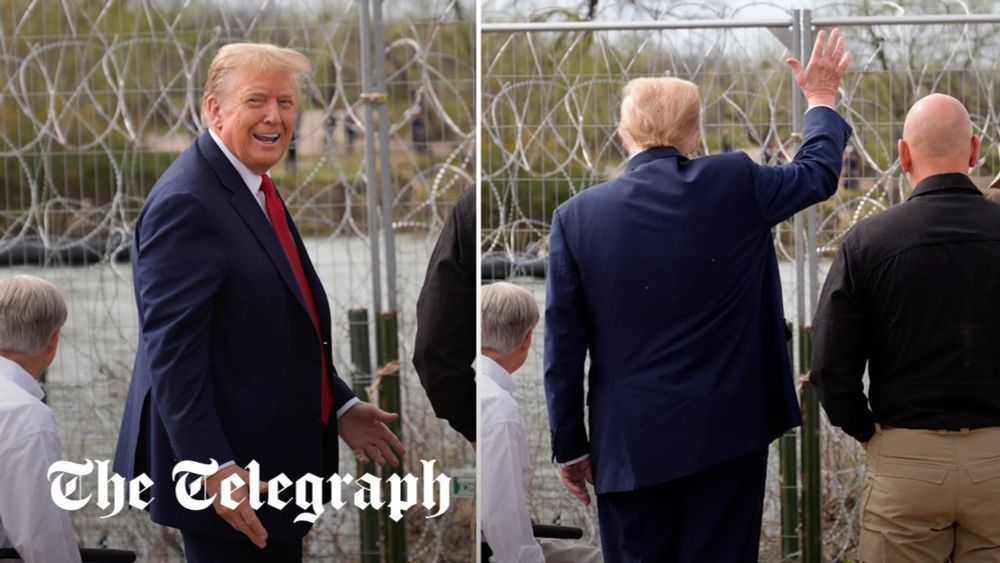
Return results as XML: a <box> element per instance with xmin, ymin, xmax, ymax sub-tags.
<box><xmin>781</xmin><ymin>322</ymin><xmax>800</xmax><ymax>561</ymax></box>
<box><xmin>376</xmin><ymin>311</ymin><xmax>405</xmax><ymax>563</ymax></box>
<box><xmin>790</xmin><ymin>9</ymin><xmax>808</xmax><ymax>561</ymax></box>
<box><xmin>358</xmin><ymin>0</ymin><xmax>383</xmax><ymax>323</ymax></box>
<box><xmin>372</xmin><ymin>0</ymin><xmax>398</xmax><ymax>314</ymax></box>
<box><xmin>350</xmin><ymin>308</ymin><xmax>381</xmax><ymax>563</ymax></box>
<box><xmin>359</xmin><ymin>1</ymin><xmax>406</xmax><ymax>558</ymax></box>
<box><xmin>796</xmin><ymin>10</ymin><xmax>823</xmax><ymax>563</ymax></box>
<box><xmin>800</xmin><ymin>327</ymin><xmax>821</xmax><ymax>563</ymax></box>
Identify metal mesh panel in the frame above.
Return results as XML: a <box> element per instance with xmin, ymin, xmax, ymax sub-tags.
<box><xmin>0</xmin><ymin>0</ymin><xmax>474</xmax><ymax>560</ymax></box>
<box><xmin>482</xmin><ymin>2</ymin><xmax>1000</xmax><ymax>561</ymax></box>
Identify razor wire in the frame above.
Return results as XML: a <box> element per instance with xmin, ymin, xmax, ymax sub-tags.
<box><xmin>482</xmin><ymin>2</ymin><xmax>1000</xmax><ymax>561</ymax></box>
<box><xmin>0</xmin><ymin>0</ymin><xmax>474</xmax><ymax>561</ymax></box>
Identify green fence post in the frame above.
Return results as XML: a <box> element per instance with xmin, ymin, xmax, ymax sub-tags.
<box><xmin>800</xmin><ymin>327</ymin><xmax>821</xmax><ymax>563</ymax></box>
<box><xmin>350</xmin><ymin>308</ymin><xmax>381</xmax><ymax>563</ymax></box>
<box><xmin>376</xmin><ymin>311</ymin><xmax>406</xmax><ymax>563</ymax></box>
<box><xmin>781</xmin><ymin>322</ymin><xmax>800</xmax><ymax>561</ymax></box>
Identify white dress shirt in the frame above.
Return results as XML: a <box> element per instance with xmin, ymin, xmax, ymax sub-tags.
<box><xmin>0</xmin><ymin>356</ymin><xmax>81</xmax><ymax>563</ymax></box>
<box><xmin>208</xmin><ymin>128</ymin><xmax>267</xmax><ymax>214</ymax></box>
<box><xmin>207</xmin><ymin>128</ymin><xmax>360</xmax><ymax>420</ymax></box>
<box><xmin>479</xmin><ymin>355</ymin><xmax>545</xmax><ymax>563</ymax></box>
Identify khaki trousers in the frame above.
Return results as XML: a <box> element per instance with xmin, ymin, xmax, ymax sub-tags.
<box><xmin>858</xmin><ymin>426</ymin><xmax>1000</xmax><ymax>562</ymax></box>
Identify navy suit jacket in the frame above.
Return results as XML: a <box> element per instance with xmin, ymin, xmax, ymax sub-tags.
<box><xmin>544</xmin><ymin>107</ymin><xmax>851</xmax><ymax>494</ymax></box>
<box><xmin>113</xmin><ymin>132</ymin><xmax>356</xmax><ymax>540</ymax></box>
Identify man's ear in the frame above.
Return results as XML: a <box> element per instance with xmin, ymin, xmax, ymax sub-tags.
<box><xmin>45</xmin><ymin>326</ymin><xmax>61</xmax><ymax>355</ymax></box>
<box><xmin>206</xmin><ymin>96</ymin><xmax>223</xmax><ymax>130</ymax></box>
<box><xmin>898</xmin><ymin>139</ymin><xmax>911</xmax><ymax>174</ymax></box>
<box><xmin>519</xmin><ymin>329</ymin><xmax>534</xmax><ymax>353</ymax></box>
<box><xmin>969</xmin><ymin>135</ymin><xmax>981</xmax><ymax>168</ymax></box>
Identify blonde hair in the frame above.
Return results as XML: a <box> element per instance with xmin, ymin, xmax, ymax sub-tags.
<box><xmin>481</xmin><ymin>282</ymin><xmax>539</xmax><ymax>355</ymax></box>
<box><xmin>617</xmin><ymin>77</ymin><xmax>701</xmax><ymax>154</ymax></box>
<box><xmin>200</xmin><ymin>43</ymin><xmax>311</xmax><ymax>125</ymax></box>
<box><xmin>0</xmin><ymin>275</ymin><xmax>67</xmax><ymax>355</ymax></box>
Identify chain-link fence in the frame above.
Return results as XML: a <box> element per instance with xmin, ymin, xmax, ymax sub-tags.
<box><xmin>0</xmin><ymin>0</ymin><xmax>474</xmax><ymax>560</ymax></box>
<box><xmin>482</xmin><ymin>2</ymin><xmax>1000</xmax><ymax>561</ymax></box>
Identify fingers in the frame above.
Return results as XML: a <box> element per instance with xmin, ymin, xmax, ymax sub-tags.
<box><xmin>215</xmin><ymin>489</ymin><xmax>268</xmax><ymax>549</ymax></box>
<box><xmin>838</xmin><ymin>50</ymin><xmax>852</xmax><ymax>73</ymax></box>
<box><xmin>376</xmin><ymin>409</ymin><xmax>400</xmax><ymax>423</ymax></box>
<box><xmin>559</xmin><ymin>465</ymin><xmax>592</xmax><ymax>505</ymax></box>
<box><xmin>235</xmin><ymin>504</ymin><xmax>268</xmax><ymax>548</ymax></box>
<box><xmin>364</xmin><ymin>443</ymin><xmax>389</xmax><ymax>466</ymax></box>
<box><xmin>560</xmin><ymin>473</ymin><xmax>590</xmax><ymax>505</ymax></box>
<box><xmin>366</xmin><ymin>418</ymin><xmax>406</xmax><ymax>467</ymax></box>
<box><xmin>354</xmin><ymin>431</ymin><xmax>405</xmax><ymax>467</ymax></box>
<box><xmin>811</xmin><ymin>29</ymin><xmax>827</xmax><ymax>59</ymax></box>
<box><xmin>830</xmin><ymin>33</ymin><xmax>846</xmax><ymax>63</ymax></box>
<box><xmin>786</xmin><ymin>57</ymin><xmax>803</xmax><ymax>75</ymax></box>
<box><xmin>383</xmin><ymin>424</ymin><xmax>406</xmax><ymax>459</ymax></box>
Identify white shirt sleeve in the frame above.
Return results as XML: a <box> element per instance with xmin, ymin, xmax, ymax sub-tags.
<box><xmin>0</xmin><ymin>430</ymin><xmax>81</xmax><ymax>563</ymax></box>
<box><xmin>806</xmin><ymin>103</ymin><xmax>836</xmax><ymax>113</ymax></box>
<box><xmin>336</xmin><ymin>397</ymin><xmax>361</xmax><ymax>419</ymax></box>
<box><xmin>481</xmin><ymin>420</ymin><xmax>545</xmax><ymax>563</ymax></box>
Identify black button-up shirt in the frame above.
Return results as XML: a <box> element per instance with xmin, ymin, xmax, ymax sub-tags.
<box><xmin>413</xmin><ymin>188</ymin><xmax>476</xmax><ymax>442</ymax></box>
<box><xmin>812</xmin><ymin>173</ymin><xmax>1000</xmax><ymax>443</ymax></box>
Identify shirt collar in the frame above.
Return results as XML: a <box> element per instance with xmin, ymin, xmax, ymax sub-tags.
<box><xmin>479</xmin><ymin>355</ymin><xmax>518</xmax><ymax>394</ymax></box>
<box><xmin>208</xmin><ymin>128</ymin><xmax>266</xmax><ymax>196</ymax></box>
<box><xmin>908</xmin><ymin>173</ymin><xmax>982</xmax><ymax>201</ymax></box>
<box><xmin>0</xmin><ymin>355</ymin><xmax>43</xmax><ymax>401</ymax></box>
<box><xmin>626</xmin><ymin>146</ymin><xmax>686</xmax><ymax>172</ymax></box>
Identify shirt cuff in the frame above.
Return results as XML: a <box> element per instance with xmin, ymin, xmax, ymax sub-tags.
<box><xmin>806</xmin><ymin>103</ymin><xmax>836</xmax><ymax>113</ymax></box>
<box><xmin>336</xmin><ymin>397</ymin><xmax>361</xmax><ymax>419</ymax></box>
<box><xmin>559</xmin><ymin>453</ymin><xmax>589</xmax><ymax>468</ymax></box>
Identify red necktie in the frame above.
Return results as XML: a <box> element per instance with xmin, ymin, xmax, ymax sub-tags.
<box><xmin>260</xmin><ymin>174</ymin><xmax>333</xmax><ymax>424</ymax></box>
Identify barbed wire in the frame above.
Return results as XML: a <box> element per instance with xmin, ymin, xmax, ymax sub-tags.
<box><xmin>1</xmin><ymin>0</ymin><xmax>474</xmax><ymax>560</ymax></box>
<box><xmin>482</xmin><ymin>2</ymin><xmax>1000</xmax><ymax>560</ymax></box>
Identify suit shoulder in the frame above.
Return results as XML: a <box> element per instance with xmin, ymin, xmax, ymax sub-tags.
<box><xmin>692</xmin><ymin>151</ymin><xmax>755</xmax><ymax>169</ymax></box>
<box><xmin>554</xmin><ymin>178</ymin><xmax>619</xmax><ymax>217</ymax></box>
<box><xmin>146</xmin><ymin>140</ymin><xmax>217</xmax><ymax>202</ymax></box>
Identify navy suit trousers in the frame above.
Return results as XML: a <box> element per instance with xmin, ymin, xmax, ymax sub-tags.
<box><xmin>181</xmin><ymin>530</ymin><xmax>303</xmax><ymax>563</ymax></box>
<box><xmin>596</xmin><ymin>447</ymin><xmax>769</xmax><ymax>563</ymax></box>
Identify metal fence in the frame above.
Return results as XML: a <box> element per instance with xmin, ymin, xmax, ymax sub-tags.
<box><xmin>0</xmin><ymin>0</ymin><xmax>474</xmax><ymax>561</ymax></box>
<box><xmin>482</xmin><ymin>3</ymin><xmax>1000</xmax><ymax>561</ymax></box>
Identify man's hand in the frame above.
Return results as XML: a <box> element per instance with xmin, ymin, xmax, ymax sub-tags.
<box><xmin>339</xmin><ymin>401</ymin><xmax>406</xmax><ymax>466</ymax></box>
<box><xmin>787</xmin><ymin>28</ymin><xmax>851</xmax><ymax>108</ymax></box>
<box><xmin>205</xmin><ymin>464</ymin><xmax>269</xmax><ymax>548</ymax></box>
<box><xmin>558</xmin><ymin>457</ymin><xmax>594</xmax><ymax>506</ymax></box>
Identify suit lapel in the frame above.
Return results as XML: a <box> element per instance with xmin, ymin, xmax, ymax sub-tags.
<box><xmin>196</xmin><ymin>132</ymin><xmax>311</xmax><ymax>316</ymax></box>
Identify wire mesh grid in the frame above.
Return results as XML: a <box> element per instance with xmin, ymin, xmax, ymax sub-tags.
<box><xmin>0</xmin><ymin>0</ymin><xmax>474</xmax><ymax>560</ymax></box>
<box><xmin>481</xmin><ymin>2</ymin><xmax>1000</xmax><ymax>561</ymax></box>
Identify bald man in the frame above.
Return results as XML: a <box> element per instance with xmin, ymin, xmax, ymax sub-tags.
<box><xmin>811</xmin><ymin>94</ymin><xmax>1000</xmax><ymax>562</ymax></box>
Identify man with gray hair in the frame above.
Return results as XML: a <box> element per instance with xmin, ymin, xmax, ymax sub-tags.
<box><xmin>812</xmin><ymin>93</ymin><xmax>1000</xmax><ymax>561</ymax></box>
<box><xmin>0</xmin><ymin>275</ymin><xmax>81</xmax><ymax>563</ymax></box>
<box><xmin>481</xmin><ymin>282</ymin><xmax>601</xmax><ymax>563</ymax></box>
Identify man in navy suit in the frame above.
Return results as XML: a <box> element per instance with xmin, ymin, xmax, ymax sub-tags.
<box><xmin>544</xmin><ymin>30</ymin><xmax>852</xmax><ymax>561</ymax></box>
<box><xmin>113</xmin><ymin>43</ymin><xmax>404</xmax><ymax>562</ymax></box>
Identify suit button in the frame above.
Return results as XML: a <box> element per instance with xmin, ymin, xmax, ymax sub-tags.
<box><xmin>311</xmin><ymin>411</ymin><xmax>320</xmax><ymax>422</ymax></box>
<box><xmin>311</xmin><ymin>357</ymin><xmax>320</xmax><ymax>365</ymax></box>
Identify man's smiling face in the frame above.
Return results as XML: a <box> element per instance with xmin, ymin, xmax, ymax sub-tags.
<box><xmin>208</xmin><ymin>66</ymin><xmax>298</xmax><ymax>174</ymax></box>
